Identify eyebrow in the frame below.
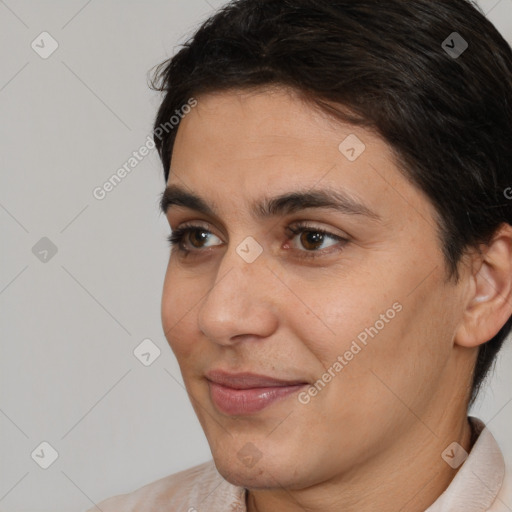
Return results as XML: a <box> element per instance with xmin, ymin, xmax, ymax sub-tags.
<box><xmin>160</xmin><ymin>184</ymin><xmax>381</xmax><ymax>221</ymax></box>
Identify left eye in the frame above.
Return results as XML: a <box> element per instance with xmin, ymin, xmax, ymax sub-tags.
<box><xmin>286</xmin><ymin>225</ymin><xmax>345</xmax><ymax>252</ymax></box>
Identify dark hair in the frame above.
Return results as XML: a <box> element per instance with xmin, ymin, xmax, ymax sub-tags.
<box><xmin>150</xmin><ymin>0</ymin><xmax>512</xmax><ymax>405</ymax></box>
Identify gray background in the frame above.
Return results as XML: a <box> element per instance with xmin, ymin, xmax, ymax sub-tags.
<box><xmin>1</xmin><ymin>1</ymin><xmax>511</xmax><ymax>510</ymax></box>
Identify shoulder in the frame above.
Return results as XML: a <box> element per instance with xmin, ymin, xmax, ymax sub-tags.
<box><xmin>85</xmin><ymin>459</ymin><xmax>246</xmax><ymax>512</ymax></box>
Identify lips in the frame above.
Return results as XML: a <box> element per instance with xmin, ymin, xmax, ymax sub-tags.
<box><xmin>205</xmin><ymin>370</ymin><xmax>308</xmax><ymax>389</ymax></box>
<box><xmin>205</xmin><ymin>370</ymin><xmax>309</xmax><ymax>415</ymax></box>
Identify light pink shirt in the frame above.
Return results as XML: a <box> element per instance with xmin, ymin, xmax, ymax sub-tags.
<box><xmin>87</xmin><ymin>417</ymin><xmax>511</xmax><ymax>511</ymax></box>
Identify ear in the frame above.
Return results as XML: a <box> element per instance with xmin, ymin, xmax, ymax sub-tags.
<box><xmin>455</xmin><ymin>223</ymin><xmax>512</xmax><ymax>348</ymax></box>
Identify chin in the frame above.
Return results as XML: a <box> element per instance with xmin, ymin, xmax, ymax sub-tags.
<box><xmin>211</xmin><ymin>448</ymin><xmax>309</xmax><ymax>490</ymax></box>
<box><xmin>216</xmin><ymin>460</ymin><xmax>296</xmax><ymax>490</ymax></box>
<box><xmin>218</xmin><ymin>463</ymin><xmax>272</xmax><ymax>488</ymax></box>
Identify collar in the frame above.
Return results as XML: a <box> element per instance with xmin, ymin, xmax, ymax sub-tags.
<box><xmin>424</xmin><ymin>416</ymin><xmax>505</xmax><ymax>512</ymax></box>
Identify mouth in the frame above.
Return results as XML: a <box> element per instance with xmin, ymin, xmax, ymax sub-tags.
<box><xmin>205</xmin><ymin>370</ymin><xmax>309</xmax><ymax>415</ymax></box>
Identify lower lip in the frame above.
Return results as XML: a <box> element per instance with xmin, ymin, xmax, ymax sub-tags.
<box><xmin>208</xmin><ymin>381</ymin><xmax>307</xmax><ymax>415</ymax></box>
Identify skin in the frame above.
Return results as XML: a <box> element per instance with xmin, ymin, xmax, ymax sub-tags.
<box><xmin>160</xmin><ymin>86</ymin><xmax>512</xmax><ymax>512</ymax></box>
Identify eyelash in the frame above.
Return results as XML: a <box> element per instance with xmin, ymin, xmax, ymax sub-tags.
<box><xmin>166</xmin><ymin>222</ymin><xmax>349</xmax><ymax>260</ymax></box>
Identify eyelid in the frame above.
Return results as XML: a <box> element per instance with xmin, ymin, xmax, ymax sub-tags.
<box><xmin>286</xmin><ymin>220</ymin><xmax>350</xmax><ymax>240</ymax></box>
<box><xmin>168</xmin><ymin>220</ymin><xmax>350</xmax><ymax>259</ymax></box>
<box><xmin>171</xmin><ymin>219</ymin><xmax>349</xmax><ymax>241</ymax></box>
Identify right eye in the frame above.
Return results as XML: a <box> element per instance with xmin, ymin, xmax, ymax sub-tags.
<box><xmin>167</xmin><ymin>224</ymin><xmax>223</xmax><ymax>254</ymax></box>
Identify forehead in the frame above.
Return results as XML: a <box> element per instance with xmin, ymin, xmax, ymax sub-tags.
<box><xmin>167</xmin><ymin>87</ymin><xmax>436</xmax><ymax>229</ymax></box>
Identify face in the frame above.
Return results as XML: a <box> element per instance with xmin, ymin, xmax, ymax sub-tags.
<box><xmin>161</xmin><ymin>87</ymin><xmax>471</xmax><ymax>489</ymax></box>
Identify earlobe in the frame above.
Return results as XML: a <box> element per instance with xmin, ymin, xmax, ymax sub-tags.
<box><xmin>455</xmin><ymin>223</ymin><xmax>512</xmax><ymax>349</ymax></box>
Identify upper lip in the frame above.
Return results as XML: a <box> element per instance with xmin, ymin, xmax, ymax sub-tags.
<box><xmin>205</xmin><ymin>370</ymin><xmax>308</xmax><ymax>389</ymax></box>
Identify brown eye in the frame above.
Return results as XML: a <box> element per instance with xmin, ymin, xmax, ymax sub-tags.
<box><xmin>167</xmin><ymin>224</ymin><xmax>222</xmax><ymax>254</ymax></box>
<box><xmin>288</xmin><ymin>225</ymin><xmax>344</xmax><ymax>252</ymax></box>
<box><xmin>286</xmin><ymin>223</ymin><xmax>349</xmax><ymax>260</ymax></box>
<box><xmin>299</xmin><ymin>231</ymin><xmax>327</xmax><ymax>251</ymax></box>
<box><xmin>188</xmin><ymin>229</ymin><xmax>210</xmax><ymax>248</ymax></box>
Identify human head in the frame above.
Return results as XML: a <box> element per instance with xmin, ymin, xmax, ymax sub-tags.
<box><xmin>151</xmin><ymin>0</ymin><xmax>512</xmax><ymax>405</ymax></box>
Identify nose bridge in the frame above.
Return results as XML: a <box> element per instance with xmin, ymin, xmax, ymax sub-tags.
<box><xmin>197</xmin><ymin>242</ymin><xmax>277</xmax><ymax>343</ymax></box>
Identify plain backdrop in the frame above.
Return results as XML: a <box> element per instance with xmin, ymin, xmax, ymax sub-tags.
<box><xmin>1</xmin><ymin>1</ymin><xmax>512</xmax><ymax>510</ymax></box>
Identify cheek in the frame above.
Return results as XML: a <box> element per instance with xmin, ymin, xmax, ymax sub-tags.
<box><xmin>328</xmin><ymin>277</ymin><xmax>456</xmax><ymax>419</ymax></box>
<box><xmin>294</xmin><ymin>261</ymin><xmax>447</xmax><ymax>394</ymax></box>
<box><xmin>161</xmin><ymin>266</ymin><xmax>200</xmax><ymax>359</ymax></box>
<box><xmin>283</xmin><ymin>267</ymin><xmax>401</xmax><ymax>366</ymax></box>
<box><xmin>161</xmin><ymin>266</ymin><xmax>176</xmax><ymax>334</ymax></box>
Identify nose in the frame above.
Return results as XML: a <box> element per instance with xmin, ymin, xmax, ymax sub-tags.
<box><xmin>197</xmin><ymin>246</ymin><xmax>279</xmax><ymax>346</ymax></box>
